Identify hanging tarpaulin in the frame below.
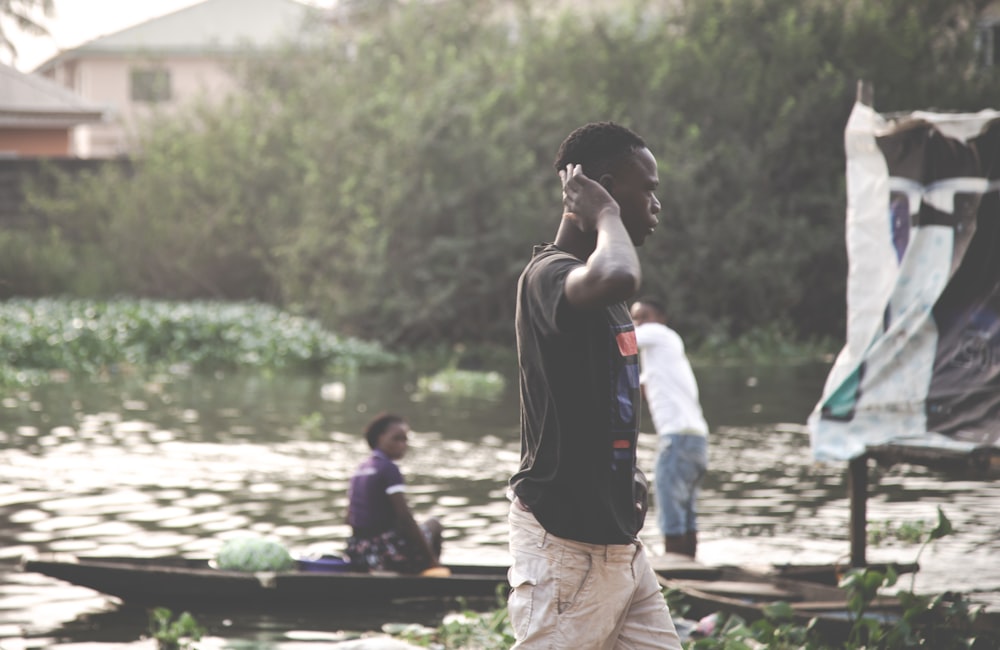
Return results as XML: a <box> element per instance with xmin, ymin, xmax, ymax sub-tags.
<box><xmin>808</xmin><ymin>102</ymin><xmax>1000</xmax><ymax>462</ymax></box>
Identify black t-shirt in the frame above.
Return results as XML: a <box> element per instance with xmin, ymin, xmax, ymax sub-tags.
<box><xmin>510</xmin><ymin>243</ymin><xmax>646</xmax><ymax>544</ymax></box>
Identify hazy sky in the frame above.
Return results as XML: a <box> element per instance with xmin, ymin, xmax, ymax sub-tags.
<box><xmin>7</xmin><ymin>0</ymin><xmax>331</xmax><ymax>72</ymax></box>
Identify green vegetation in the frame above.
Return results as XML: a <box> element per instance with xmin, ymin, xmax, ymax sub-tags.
<box><xmin>689</xmin><ymin>324</ymin><xmax>838</xmax><ymax>365</ymax></box>
<box><xmin>0</xmin><ymin>297</ymin><xmax>827</xmax><ymax>391</ymax></box>
<box><xmin>389</xmin><ymin>509</ymin><xmax>997</xmax><ymax>649</ymax></box>
<box><xmin>393</xmin><ymin>605</ymin><xmax>515</xmax><ymax>648</ymax></box>
<box><xmin>148</xmin><ymin>607</ymin><xmax>204</xmax><ymax>650</ymax></box>
<box><xmin>395</xmin><ymin>580</ymin><xmax>995</xmax><ymax>649</ymax></box>
<box><xmin>676</xmin><ymin>572</ymin><xmax>995</xmax><ymax>649</ymax></box>
<box><xmin>869</xmin><ymin>520</ymin><xmax>933</xmax><ymax>546</ymax></box>
<box><xmin>5</xmin><ymin>0</ymin><xmax>995</xmax><ymax>350</ymax></box>
<box><xmin>416</xmin><ymin>368</ymin><xmax>506</xmax><ymax>401</ymax></box>
<box><xmin>377</xmin><ymin>570</ymin><xmax>997</xmax><ymax>649</ymax></box>
<box><xmin>0</xmin><ymin>298</ymin><xmax>395</xmax><ymax>387</ymax></box>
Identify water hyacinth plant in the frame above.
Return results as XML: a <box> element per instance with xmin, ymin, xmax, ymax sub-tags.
<box><xmin>148</xmin><ymin>607</ymin><xmax>204</xmax><ymax>650</ymax></box>
<box><xmin>0</xmin><ymin>298</ymin><xmax>396</xmax><ymax>386</ymax></box>
<box><xmin>416</xmin><ymin>368</ymin><xmax>506</xmax><ymax>401</ymax></box>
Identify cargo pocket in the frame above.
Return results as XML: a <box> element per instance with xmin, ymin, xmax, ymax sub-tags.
<box><xmin>507</xmin><ymin>554</ymin><xmax>544</xmax><ymax>640</ymax></box>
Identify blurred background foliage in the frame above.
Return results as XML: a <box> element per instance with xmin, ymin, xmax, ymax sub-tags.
<box><xmin>7</xmin><ymin>0</ymin><xmax>998</xmax><ymax>350</ymax></box>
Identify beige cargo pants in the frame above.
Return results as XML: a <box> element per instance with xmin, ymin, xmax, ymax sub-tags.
<box><xmin>507</xmin><ymin>501</ymin><xmax>682</xmax><ymax>649</ymax></box>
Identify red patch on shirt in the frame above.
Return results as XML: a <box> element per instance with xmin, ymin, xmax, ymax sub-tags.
<box><xmin>613</xmin><ymin>439</ymin><xmax>631</xmax><ymax>449</ymax></box>
<box><xmin>616</xmin><ymin>330</ymin><xmax>638</xmax><ymax>357</ymax></box>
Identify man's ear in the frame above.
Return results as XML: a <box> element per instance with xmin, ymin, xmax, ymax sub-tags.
<box><xmin>598</xmin><ymin>173</ymin><xmax>615</xmax><ymax>194</ymax></box>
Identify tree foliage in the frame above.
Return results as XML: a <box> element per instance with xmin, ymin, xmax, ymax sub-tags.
<box><xmin>15</xmin><ymin>0</ymin><xmax>999</xmax><ymax>348</ymax></box>
<box><xmin>0</xmin><ymin>0</ymin><xmax>52</xmax><ymax>64</ymax></box>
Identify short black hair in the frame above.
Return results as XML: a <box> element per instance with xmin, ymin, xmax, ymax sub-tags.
<box><xmin>554</xmin><ymin>122</ymin><xmax>647</xmax><ymax>179</ymax></box>
<box><xmin>635</xmin><ymin>297</ymin><xmax>667</xmax><ymax>320</ymax></box>
<box><xmin>364</xmin><ymin>412</ymin><xmax>405</xmax><ymax>450</ymax></box>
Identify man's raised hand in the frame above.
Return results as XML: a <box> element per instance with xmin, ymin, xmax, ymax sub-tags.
<box><xmin>559</xmin><ymin>164</ymin><xmax>620</xmax><ymax>233</ymax></box>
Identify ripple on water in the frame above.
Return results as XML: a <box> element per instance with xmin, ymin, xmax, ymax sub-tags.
<box><xmin>0</xmin><ymin>544</ymin><xmax>35</xmax><ymax>560</ymax></box>
<box><xmin>9</xmin><ymin>509</ymin><xmax>47</xmax><ymax>524</ymax></box>
<box><xmin>158</xmin><ymin>511</ymin><xmax>236</xmax><ymax>529</ymax></box>
<box><xmin>437</xmin><ymin>496</ymin><xmax>470</xmax><ymax>507</ymax></box>
<box><xmin>121</xmin><ymin>506</ymin><xmax>192</xmax><ymax>522</ymax></box>
<box><xmin>133</xmin><ymin>532</ymin><xmax>198</xmax><ymax>549</ymax></box>
<box><xmin>200</xmin><ymin>514</ymin><xmax>253</xmax><ymax>532</ymax></box>
<box><xmin>180</xmin><ymin>538</ymin><xmax>223</xmax><ymax>556</ymax></box>
<box><xmin>174</xmin><ymin>492</ymin><xmax>226</xmax><ymax>508</ymax></box>
<box><xmin>28</xmin><ymin>515</ymin><xmax>102</xmax><ymax>533</ymax></box>
<box><xmin>303</xmin><ymin>524</ymin><xmax>350</xmax><ymax>539</ymax></box>
<box><xmin>48</xmin><ymin>538</ymin><xmax>100</xmax><ymax>553</ymax></box>
<box><xmin>65</xmin><ymin>521</ymin><xmax>141</xmax><ymax>539</ymax></box>
<box><xmin>40</xmin><ymin>491</ymin><xmax>152</xmax><ymax>514</ymax></box>
<box><xmin>271</xmin><ymin>525</ymin><xmax>306</xmax><ymax>538</ymax></box>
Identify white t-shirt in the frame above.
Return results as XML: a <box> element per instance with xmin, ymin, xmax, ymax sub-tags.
<box><xmin>633</xmin><ymin>322</ymin><xmax>709</xmax><ymax>438</ymax></box>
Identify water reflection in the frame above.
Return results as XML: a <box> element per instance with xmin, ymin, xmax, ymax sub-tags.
<box><xmin>1</xmin><ymin>363</ymin><xmax>998</xmax><ymax>647</ymax></box>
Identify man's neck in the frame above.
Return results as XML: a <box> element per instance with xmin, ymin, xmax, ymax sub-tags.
<box><xmin>552</xmin><ymin>218</ymin><xmax>596</xmax><ymax>261</ymax></box>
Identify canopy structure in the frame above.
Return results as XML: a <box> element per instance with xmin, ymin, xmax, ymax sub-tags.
<box><xmin>809</xmin><ymin>100</ymin><xmax>1000</xmax><ymax>468</ymax></box>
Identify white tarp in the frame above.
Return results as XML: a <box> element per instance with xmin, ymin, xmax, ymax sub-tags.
<box><xmin>808</xmin><ymin>102</ymin><xmax>1000</xmax><ymax>462</ymax></box>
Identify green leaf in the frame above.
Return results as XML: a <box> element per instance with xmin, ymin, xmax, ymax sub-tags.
<box><xmin>929</xmin><ymin>506</ymin><xmax>955</xmax><ymax>541</ymax></box>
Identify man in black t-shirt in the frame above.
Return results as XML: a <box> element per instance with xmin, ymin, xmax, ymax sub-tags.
<box><xmin>507</xmin><ymin>122</ymin><xmax>681</xmax><ymax>649</ymax></box>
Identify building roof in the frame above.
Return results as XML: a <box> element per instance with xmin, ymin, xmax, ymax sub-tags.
<box><xmin>35</xmin><ymin>0</ymin><xmax>317</xmax><ymax>72</ymax></box>
<box><xmin>0</xmin><ymin>62</ymin><xmax>105</xmax><ymax>128</ymax></box>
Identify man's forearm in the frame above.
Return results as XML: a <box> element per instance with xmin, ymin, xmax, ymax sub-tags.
<box><xmin>586</xmin><ymin>212</ymin><xmax>641</xmax><ymax>302</ymax></box>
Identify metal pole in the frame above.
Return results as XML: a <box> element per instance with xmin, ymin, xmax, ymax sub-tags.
<box><xmin>848</xmin><ymin>455</ymin><xmax>868</xmax><ymax>567</ymax></box>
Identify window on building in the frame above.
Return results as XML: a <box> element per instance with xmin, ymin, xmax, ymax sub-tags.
<box><xmin>977</xmin><ymin>21</ymin><xmax>1000</xmax><ymax>66</ymax></box>
<box><xmin>130</xmin><ymin>68</ymin><xmax>172</xmax><ymax>103</ymax></box>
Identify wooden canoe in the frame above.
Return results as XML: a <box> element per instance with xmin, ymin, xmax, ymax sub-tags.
<box><xmin>22</xmin><ymin>551</ymin><xmax>901</xmax><ymax>610</ymax></box>
<box><xmin>21</xmin><ymin>554</ymin><xmax>510</xmax><ymax>609</ymax></box>
<box><xmin>22</xmin><ymin>552</ymin><xmax>861</xmax><ymax>609</ymax></box>
<box><xmin>659</xmin><ymin>563</ymin><xmax>1000</xmax><ymax>638</ymax></box>
<box><xmin>654</xmin><ymin>561</ymin><xmax>905</xmax><ymax>640</ymax></box>
<box><xmin>30</xmin><ymin>552</ymin><xmax>972</xmax><ymax>638</ymax></box>
<box><xmin>769</xmin><ymin>561</ymin><xmax>919</xmax><ymax>587</ymax></box>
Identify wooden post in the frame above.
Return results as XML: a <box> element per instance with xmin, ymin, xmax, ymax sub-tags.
<box><xmin>847</xmin><ymin>78</ymin><xmax>873</xmax><ymax>569</ymax></box>
<box><xmin>848</xmin><ymin>455</ymin><xmax>868</xmax><ymax>567</ymax></box>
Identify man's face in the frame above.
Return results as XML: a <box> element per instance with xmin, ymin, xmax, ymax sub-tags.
<box><xmin>630</xmin><ymin>302</ymin><xmax>665</xmax><ymax>326</ymax></box>
<box><xmin>377</xmin><ymin>421</ymin><xmax>410</xmax><ymax>460</ymax></box>
<box><xmin>630</xmin><ymin>302</ymin><xmax>652</xmax><ymax>325</ymax></box>
<box><xmin>609</xmin><ymin>147</ymin><xmax>661</xmax><ymax>246</ymax></box>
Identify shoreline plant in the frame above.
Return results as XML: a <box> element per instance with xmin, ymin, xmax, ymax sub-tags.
<box><xmin>387</xmin><ymin>509</ymin><xmax>997</xmax><ymax>649</ymax></box>
<box><xmin>0</xmin><ymin>298</ymin><xmax>396</xmax><ymax>388</ymax></box>
<box><xmin>148</xmin><ymin>607</ymin><xmax>204</xmax><ymax>650</ymax></box>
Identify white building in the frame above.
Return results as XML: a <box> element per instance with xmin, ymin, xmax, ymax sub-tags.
<box><xmin>33</xmin><ymin>0</ymin><xmax>316</xmax><ymax>158</ymax></box>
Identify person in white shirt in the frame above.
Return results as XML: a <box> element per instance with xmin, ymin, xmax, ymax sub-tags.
<box><xmin>630</xmin><ymin>298</ymin><xmax>709</xmax><ymax>558</ymax></box>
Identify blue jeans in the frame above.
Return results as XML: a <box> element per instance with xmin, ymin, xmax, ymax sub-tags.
<box><xmin>655</xmin><ymin>433</ymin><xmax>708</xmax><ymax>537</ymax></box>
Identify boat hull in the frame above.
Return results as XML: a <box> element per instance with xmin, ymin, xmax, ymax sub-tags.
<box><xmin>22</xmin><ymin>555</ymin><xmax>510</xmax><ymax>608</ymax></box>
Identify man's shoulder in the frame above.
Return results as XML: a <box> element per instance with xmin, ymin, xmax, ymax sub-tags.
<box><xmin>635</xmin><ymin>321</ymin><xmax>674</xmax><ymax>336</ymax></box>
<box><xmin>520</xmin><ymin>244</ymin><xmax>582</xmax><ymax>290</ymax></box>
<box><xmin>635</xmin><ymin>322</ymin><xmax>683</xmax><ymax>345</ymax></box>
<box><xmin>369</xmin><ymin>451</ymin><xmax>399</xmax><ymax>470</ymax></box>
<box><xmin>525</xmin><ymin>244</ymin><xmax>581</xmax><ymax>269</ymax></box>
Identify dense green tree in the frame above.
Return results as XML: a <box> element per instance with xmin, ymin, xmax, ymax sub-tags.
<box><xmin>634</xmin><ymin>0</ymin><xmax>997</xmax><ymax>340</ymax></box>
<box><xmin>16</xmin><ymin>0</ymin><xmax>999</xmax><ymax>349</ymax></box>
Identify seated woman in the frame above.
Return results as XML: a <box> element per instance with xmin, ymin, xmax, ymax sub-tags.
<box><xmin>345</xmin><ymin>413</ymin><xmax>443</xmax><ymax>573</ymax></box>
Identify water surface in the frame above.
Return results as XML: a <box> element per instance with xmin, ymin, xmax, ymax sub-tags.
<box><xmin>1</xmin><ymin>362</ymin><xmax>997</xmax><ymax>647</ymax></box>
